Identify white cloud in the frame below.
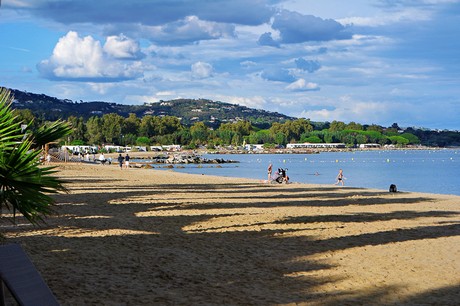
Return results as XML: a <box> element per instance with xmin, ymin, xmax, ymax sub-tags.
<box><xmin>300</xmin><ymin>97</ymin><xmax>389</xmax><ymax>124</ymax></box>
<box><xmin>338</xmin><ymin>8</ymin><xmax>432</xmax><ymax>27</ymax></box>
<box><xmin>103</xmin><ymin>34</ymin><xmax>144</xmax><ymax>59</ymax></box>
<box><xmin>88</xmin><ymin>83</ymin><xmax>115</xmax><ymax>95</ymax></box>
<box><xmin>216</xmin><ymin>95</ymin><xmax>267</xmax><ymax>109</ymax></box>
<box><xmin>156</xmin><ymin>91</ymin><xmax>177</xmax><ymax>96</ymax></box>
<box><xmin>143</xmin><ymin>16</ymin><xmax>235</xmax><ymax>45</ymax></box>
<box><xmin>191</xmin><ymin>61</ymin><xmax>213</xmax><ymax>79</ymax></box>
<box><xmin>262</xmin><ymin>10</ymin><xmax>352</xmax><ymax>45</ymax></box>
<box><xmin>37</xmin><ymin>31</ymin><xmax>144</xmax><ymax>81</ymax></box>
<box><xmin>123</xmin><ymin>95</ymin><xmax>160</xmax><ymax>104</ymax></box>
<box><xmin>240</xmin><ymin>60</ymin><xmax>257</xmax><ymax>68</ymax></box>
<box><xmin>286</xmin><ymin>79</ymin><xmax>320</xmax><ymax>91</ymax></box>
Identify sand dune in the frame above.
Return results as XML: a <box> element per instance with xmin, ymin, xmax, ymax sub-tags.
<box><xmin>1</xmin><ymin>163</ymin><xmax>459</xmax><ymax>305</ymax></box>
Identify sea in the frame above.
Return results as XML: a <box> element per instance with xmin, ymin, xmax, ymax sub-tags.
<box><xmin>140</xmin><ymin>149</ymin><xmax>460</xmax><ymax>196</ymax></box>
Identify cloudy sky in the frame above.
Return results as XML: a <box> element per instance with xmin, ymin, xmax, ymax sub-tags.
<box><xmin>1</xmin><ymin>0</ymin><xmax>459</xmax><ymax>130</ymax></box>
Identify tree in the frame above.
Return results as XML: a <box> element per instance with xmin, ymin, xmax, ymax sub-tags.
<box><xmin>67</xmin><ymin>115</ymin><xmax>87</xmax><ymax>143</ymax></box>
<box><xmin>139</xmin><ymin>115</ymin><xmax>155</xmax><ymax>138</ymax></box>
<box><xmin>218</xmin><ymin>121</ymin><xmax>252</xmax><ymax>145</ymax></box>
<box><xmin>400</xmin><ymin>133</ymin><xmax>420</xmax><ymax>145</ymax></box>
<box><xmin>14</xmin><ymin>109</ymin><xmax>40</xmax><ymax>131</ymax></box>
<box><xmin>136</xmin><ymin>136</ymin><xmax>150</xmax><ymax>146</ymax></box>
<box><xmin>355</xmin><ymin>134</ymin><xmax>368</xmax><ymax>144</ymax></box>
<box><xmin>329</xmin><ymin>120</ymin><xmax>346</xmax><ymax>132</ymax></box>
<box><xmin>366</xmin><ymin>124</ymin><xmax>383</xmax><ymax>133</ymax></box>
<box><xmin>268</xmin><ymin>119</ymin><xmax>312</xmax><ymax>143</ymax></box>
<box><xmin>149</xmin><ymin>116</ymin><xmax>182</xmax><ymax>136</ymax></box>
<box><xmin>248</xmin><ymin>130</ymin><xmax>272</xmax><ymax>144</ymax></box>
<box><xmin>273</xmin><ymin>132</ymin><xmax>287</xmax><ymax>146</ymax></box>
<box><xmin>174</xmin><ymin>129</ymin><xmax>192</xmax><ymax>145</ymax></box>
<box><xmin>190</xmin><ymin>122</ymin><xmax>208</xmax><ymax>144</ymax></box>
<box><xmin>323</xmin><ymin>130</ymin><xmax>341</xmax><ymax>143</ymax></box>
<box><xmin>389</xmin><ymin>135</ymin><xmax>409</xmax><ymax>146</ymax></box>
<box><xmin>217</xmin><ymin>129</ymin><xmax>234</xmax><ymax>145</ymax></box>
<box><xmin>346</xmin><ymin>121</ymin><xmax>363</xmax><ymax>131</ymax></box>
<box><xmin>122</xmin><ymin>113</ymin><xmax>140</xmax><ymax>136</ymax></box>
<box><xmin>0</xmin><ymin>88</ymin><xmax>71</xmax><ymax>224</ymax></box>
<box><xmin>85</xmin><ymin>116</ymin><xmax>104</xmax><ymax>145</ymax></box>
<box><xmin>391</xmin><ymin>123</ymin><xmax>401</xmax><ymax>130</ymax></box>
<box><xmin>101</xmin><ymin>113</ymin><xmax>124</xmax><ymax>144</ymax></box>
<box><xmin>301</xmin><ymin>135</ymin><xmax>322</xmax><ymax>143</ymax></box>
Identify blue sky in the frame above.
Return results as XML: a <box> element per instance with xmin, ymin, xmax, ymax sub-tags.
<box><xmin>1</xmin><ymin>0</ymin><xmax>459</xmax><ymax>130</ymax></box>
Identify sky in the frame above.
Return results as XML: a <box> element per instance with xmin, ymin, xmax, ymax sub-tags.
<box><xmin>1</xmin><ymin>0</ymin><xmax>459</xmax><ymax>130</ymax></box>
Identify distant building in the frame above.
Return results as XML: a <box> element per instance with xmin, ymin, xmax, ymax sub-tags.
<box><xmin>150</xmin><ymin>145</ymin><xmax>181</xmax><ymax>151</ymax></box>
<box><xmin>61</xmin><ymin>145</ymin><xmax>98</xmax><ymax>154</ymax></box>
<box><xmin>104</xmin><ymin>145</ymin><xmax>132</xmax><ymax>152</ymax></box>
<box><xmin>244</xmin><ymin>144</ymin><xmax>264</xmax><ymax>151</ymax></box>
<box><xmin>286</xmin><ymin>143</ymin><xmax>346</xmax><ymax>149</ymax></box>
<box><xmin>359</xmin><ymin>143</ymin><xmax>381</xmax><ymax>148</ymax></box>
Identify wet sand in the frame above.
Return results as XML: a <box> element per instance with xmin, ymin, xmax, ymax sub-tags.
<box><xmin>1</xmin><ymin>162</ymin><xmax>459</xmax><ymax>305</ymax></box>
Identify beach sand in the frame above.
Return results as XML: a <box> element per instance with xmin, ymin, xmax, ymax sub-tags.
<box><xmin>1</xmin><ymin>162</ymin><xmax>459</xmax><ymax>305</ymax></box>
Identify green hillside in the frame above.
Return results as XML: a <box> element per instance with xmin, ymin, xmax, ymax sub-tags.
<box><xmin>8</xmin><ymin>88</ymin><xmax>294</xmax><ymax>129</ymax></box>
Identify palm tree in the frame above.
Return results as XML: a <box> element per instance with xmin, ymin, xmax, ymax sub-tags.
<box><xmin>0</xmin><ymin>88</ymin><xmax>72</xmax><ymax>224</ymax></box>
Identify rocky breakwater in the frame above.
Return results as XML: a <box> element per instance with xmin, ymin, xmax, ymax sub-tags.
<box><xmin>165</xmin><ymin>154</ymin><xmax>237</xmax><ymax>164</ymax></box>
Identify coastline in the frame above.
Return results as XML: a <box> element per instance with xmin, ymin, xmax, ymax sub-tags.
<box><xmin>102</xmin><ymin>145</ymin><xmax>452</xmax><ymax>160</ymax></box>
<box><xmin>104</xmin><ymin>149</ymin><xmax>460</xmax><ymax>197</ymax></box>
<box><xmin>2</xmin><ymin>163</ymin><xmax>460</xmax><ymax>305</ymax></box>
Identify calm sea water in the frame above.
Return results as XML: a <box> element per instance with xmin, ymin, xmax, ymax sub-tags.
<box><xmin>143</xmin><ymin>149</ymin><xmax>460</xmax><ymax>196</ymax></box>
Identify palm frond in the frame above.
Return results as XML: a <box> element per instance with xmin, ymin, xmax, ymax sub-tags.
<box><xmin>0</xmin><ymin>88</ymin><xmax>69</xmax><ymax>224</ymax></box>
<box><xmin>0</xmin><ymin>89</ymin><xmax>23</xmax><ymax>146</ymax></box>
<box><xmin>30</xmin><ymin>119</ymin><xmax>73</xmax><ymax>149</ymax></box>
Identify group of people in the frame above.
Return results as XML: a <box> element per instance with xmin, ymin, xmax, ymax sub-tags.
<box><xmin>267</xmin><ymin>163</ymin><xmax>346</xmax><ymax>186</ymax></box>
<box><xmin>117</xmin><ymin>153</ymin><xmax>130</xmax><ymax>169</ymax></box>
<box><xmin>98</xmin><ymin>153</ymin><xmax>130</xmax><ymax>169</ymax></box>
<box><xmin>267</xmin><ymin>163</ymin><xmax>290</xmax><ymax>183</ymax></box>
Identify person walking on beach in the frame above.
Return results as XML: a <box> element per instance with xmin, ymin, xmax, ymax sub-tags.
<box><xmin>334</xmin><ymin>169</ymin><xmax>345</xmax><ymax>186</ymax></box>
<box><xmin>124</xmin><ymin>154</ymin><xmax>130</xmax><ymax>169</ymax></box>
<box><xmin>267</xmin><ymin>163</ymin><xmax>273</xmax><ymax>183</ymax></box>
<box><xmin>117</xmin><ymin>154</ymin><xmax>124</xmax><ymax>169</ymax></box>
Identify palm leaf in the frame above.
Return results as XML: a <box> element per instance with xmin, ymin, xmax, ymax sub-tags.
<box><xmin>30</xmin><ymin>119</ymin><xmax>73</xmax><ymax>149</ymax></box>
<box><xmin>0</xmin><ymin>89</ymin><xmax>23</xmax><ymax>146</ymax></box>
<box><xmin>0</xmin><ymin>88</ymin><xmax>69</xmax><ymax>224</ymax></box>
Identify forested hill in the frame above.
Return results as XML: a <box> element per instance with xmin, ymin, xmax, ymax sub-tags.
<box><xmin>7</xmin><ymin>88</ymin><xmax>294</xmax><ymax>128</ymax></box>
<box><xmin>5</xmin><ymin>87</ymin><xmax>460</xmax><ymax>147</ymax></box>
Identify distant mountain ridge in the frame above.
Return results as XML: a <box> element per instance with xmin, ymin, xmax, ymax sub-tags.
<box><xmin>8</xmin><ymin>88</ymin><xmax>295</xmax><ymax>128</ymax></box>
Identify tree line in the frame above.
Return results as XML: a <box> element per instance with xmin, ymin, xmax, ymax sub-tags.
<box><xmin>15</xmin><ymin>108</ymin><xmax>460</xmax><ymax>149</ymax></box>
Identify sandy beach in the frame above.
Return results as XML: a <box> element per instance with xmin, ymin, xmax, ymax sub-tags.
<box><xmin>1</xmin><ymin>162</ymin><xmax>459</xmax><ymax>305</ymax></box>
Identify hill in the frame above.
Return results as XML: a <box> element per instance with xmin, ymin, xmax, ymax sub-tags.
<box><xmin>8</xmin><ymin>88</ymin><xmax>294</xmax><ymax>129</ymax></box>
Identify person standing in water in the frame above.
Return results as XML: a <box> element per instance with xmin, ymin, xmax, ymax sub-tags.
<box><xmin>334</xmin><ymin>169</ymin><xmax>345</xmax><ymax>186</ymax></box>
<box><xmin>267</xmin><ymin>163</ymin><xmax>273</xmax><ymax>183</ymax></box>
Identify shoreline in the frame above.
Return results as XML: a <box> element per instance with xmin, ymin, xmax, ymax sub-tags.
<box><xmin>2</xmin><ymin>163</ymin><xmax>459</xmax><ymax>305</ymax></box>
<box><xmin>101</xmin><ymin>145</ymin><xmax>455</xmax><ymax>159</ymax></box>
<box><xmin>102</xmin><ymin>149</ymin><xmax>460</xmax><ymax>197</ymax></box>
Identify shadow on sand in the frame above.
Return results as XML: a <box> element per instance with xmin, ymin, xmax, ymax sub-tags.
<box><xmin>3</xmin><ymin>175</ymin><xmax>459</xmax><ymax>305</ymax></box>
